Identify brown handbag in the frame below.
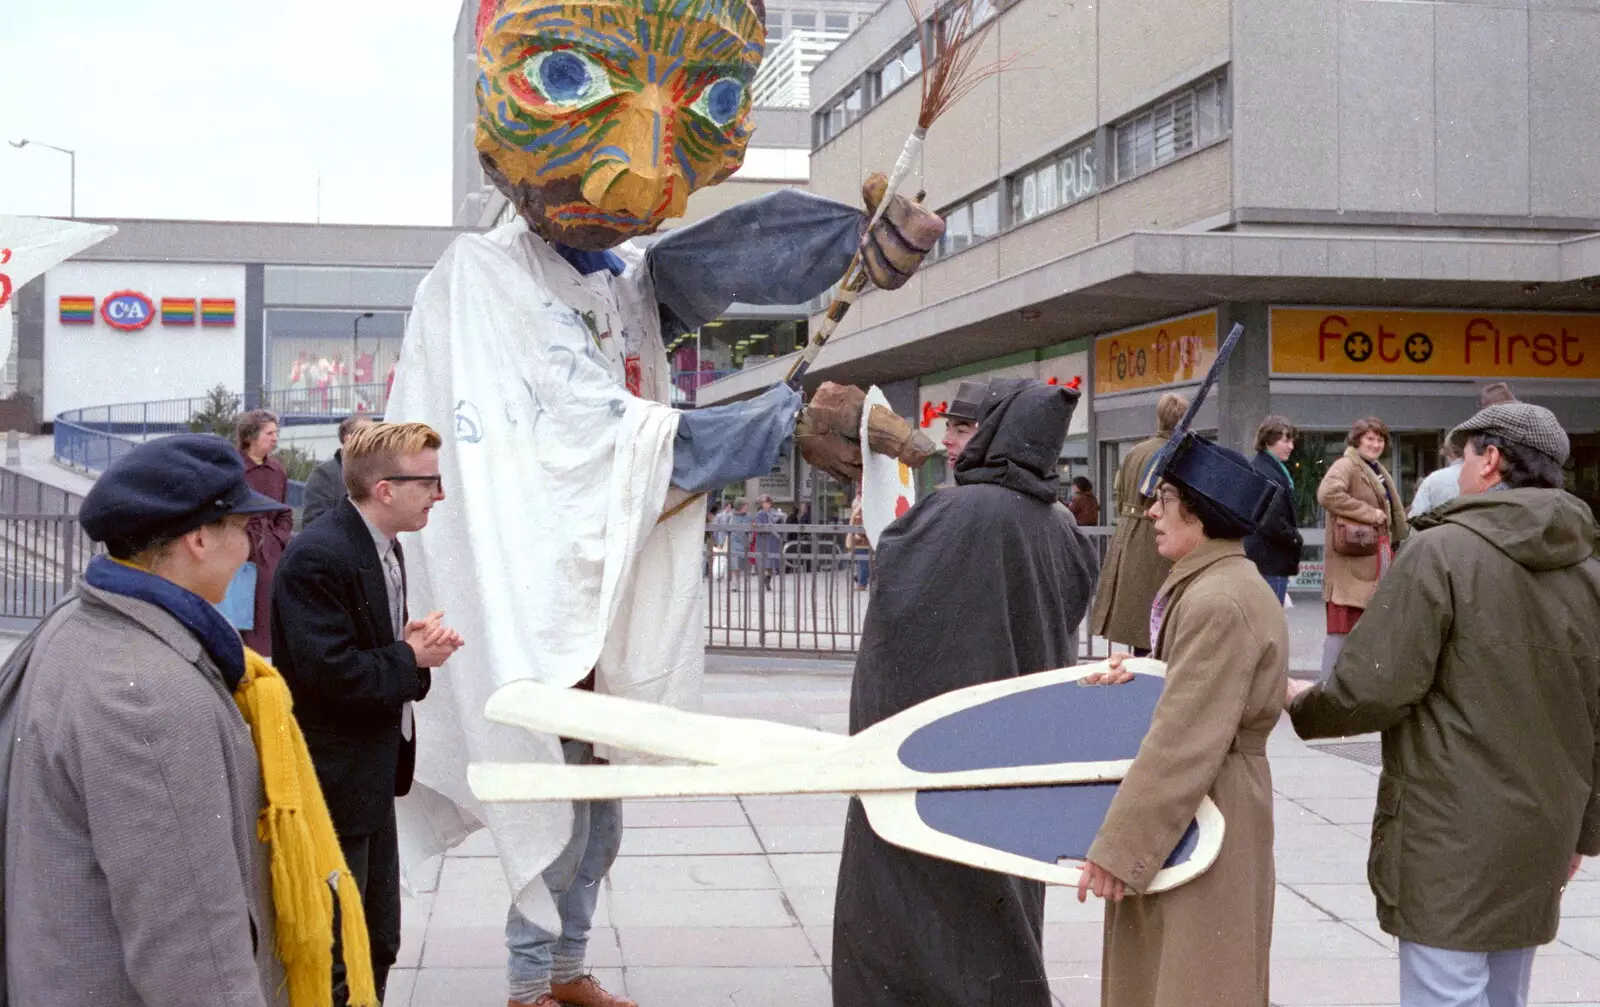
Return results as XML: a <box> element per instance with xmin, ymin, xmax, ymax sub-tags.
<box><xmin>1331</xmin><ymin>518</ymin><xmax>1379</xmax><ymax>557</ymax></box>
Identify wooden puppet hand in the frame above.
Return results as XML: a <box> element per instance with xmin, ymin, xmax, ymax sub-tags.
<box><xmin>859</xmin><ymin>173</ymin><xmax>945</xmax><ymax>291</ymax></box>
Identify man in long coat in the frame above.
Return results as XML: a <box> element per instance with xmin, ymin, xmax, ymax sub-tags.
<box><xmin>1079</xmin><ymin>433</ymin><xmax>1288</xmax><ymax>1007</ymax></box>
<box><xmin>1089</xmin><ymin>393</ymin><xmax>1187</xmax><ymax>653</ymax></box>
<box><xmin>832</xmin><ymin>382</ymin><xmax>1100</xmax><ymax>1007</ymax></box>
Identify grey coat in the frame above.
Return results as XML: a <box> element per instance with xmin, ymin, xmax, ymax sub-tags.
<box><xmin>2</xmin><ymin>585</ymin><xmax>285</xmax><ymax>1006</ymax></box>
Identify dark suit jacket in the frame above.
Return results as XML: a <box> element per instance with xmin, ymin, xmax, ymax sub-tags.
<box><xmin>270</xmin><ymin>498</ymin><xmax>430</xmax><ymax>837</ymax></box>
<box><xmin>1243</xmin><ymin>450</ymin><xmax>1304</xmax><ymax>578</ymax></box>
<box><xmin>300</xmin><ymin>450</ymin><xmax>345</xmax><ymax>528</ymax></box>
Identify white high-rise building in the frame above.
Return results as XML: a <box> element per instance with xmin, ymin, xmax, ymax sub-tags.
<box><xmin>754</xmin><ymin>1</ymin><xmax>881</xmax><ymax>108</ymax></box>
<box><xmin>753</xmin><ymin>28</ymin><xmax>853</xmax><ymax>108</ymax></box>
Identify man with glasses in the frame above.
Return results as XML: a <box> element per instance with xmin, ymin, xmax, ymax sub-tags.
<box><xmin>271</xmin><ymin>422</ymin><xmax>464</xmax><ymax>1005</ymax></box>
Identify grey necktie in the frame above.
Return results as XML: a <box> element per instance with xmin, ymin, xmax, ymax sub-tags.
<box><xmin>382</xmin><ymin>543</ymin><xmax>413</xmax><ymax>741</ymax></box>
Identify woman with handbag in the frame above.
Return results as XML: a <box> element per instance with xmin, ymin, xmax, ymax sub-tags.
<box><xmin>1316</xmin><ymin>416</ymin><xmax>1409</xmax><ymax>677</ymax></box>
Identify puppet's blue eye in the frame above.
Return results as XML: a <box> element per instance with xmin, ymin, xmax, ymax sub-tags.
<box><xmin>692</xmin><ymin>78</ymin><xmax>746</xmax><ymax>127</ymax></box>
<box><xmin>522</xmin><ymin>51</ymin><xmax>614</xmax><ymax>108</ymax></box>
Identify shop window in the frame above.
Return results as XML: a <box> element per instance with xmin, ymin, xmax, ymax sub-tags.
<box><xmin>929</xmin><ymin>187</ymin><xmax>1000</xmax><ymax>262</ymax></box>
<box><xmin>264</xmin><ymin>309</ymin><xmax>406</xmax><ymax>416</ymax></box>
<box><xmin>1112</xmin><ymin>73</ymin><xmax>1228</xmax><ymax>184</ymax></box>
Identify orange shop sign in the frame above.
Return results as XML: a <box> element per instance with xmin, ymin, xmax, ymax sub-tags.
<box><xmin>1270</xmin><ymin>307</ymin><xmax>1600</xmax><ymax>379</ymax></box>
<box><xmin>1094</xmin><ymin>310</ymin><xmax>1219</xmax><ymax>395</ymax></box>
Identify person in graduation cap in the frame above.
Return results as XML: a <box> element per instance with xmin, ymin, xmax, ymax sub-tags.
<box><xmin>1076</xmin><ymin>431</ymin><xmax>1290</xmax><ymax>1007</ymax></box>
<box><xmin>831</xmin><ymin>380</ymin><xmax>1100</xmax><ymax>1007</ymax></box>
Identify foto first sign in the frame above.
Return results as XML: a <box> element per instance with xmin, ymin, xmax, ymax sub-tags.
<box><xmin>1094</xmin><ymin>310</ymin><xmax>1218</xmax><ymax>396</ymax></box>
<box><xmin>1271</xmin><ymin>307</ymin><xmax>1600</xmax><ymax>379</ymax></box>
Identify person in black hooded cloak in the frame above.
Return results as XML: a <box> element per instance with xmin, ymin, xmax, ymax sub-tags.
<box><xmin>831</xmin><ymin>381</ymin><xmax>1100</xmax><ymax>1007</ymax></box>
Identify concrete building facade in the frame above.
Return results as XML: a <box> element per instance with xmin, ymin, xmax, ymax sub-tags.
<box><xmin>698</xmin><ymin>0</ymin><xmax>1600</xmax><ymax>528</ymax></box>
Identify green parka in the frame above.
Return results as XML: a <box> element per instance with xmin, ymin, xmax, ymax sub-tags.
<box><xmin>1290</xmin><ymin>487</ymin><xmax>1600</xmax><ymax>951</ymax></box>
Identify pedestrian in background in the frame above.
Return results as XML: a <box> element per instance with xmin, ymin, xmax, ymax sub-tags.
<box><xmin>1288</xmin><ymin>402</ymin><xmax>1600</xmax><ymax>1007</ymax></box>
<box><xmin>1243</xmin><ymin>415</ymin><xmax>1304</xmax><ymax>603</ymax></box>
<box><xmin>1408</xmin><ymin>440</ymin><xmax>1462</xmax><ymax>519</ymax></box>
<box><xmin>1</xmin><ymin>435</ymin><xmax>377</xmax><ymax>1007</ymax></box>
<box><xmin>272</xmin><ymin>422</ymin><xmax>462</xmax><ymax>1005</ymax></box>
<box><xmin>1067</xmin><ymin>476</ymin><xmax>1101</xmax><ymax>526</ymax></box>
<box><xmin>847</xmin><ymin>491</ymin><xmax>870</xmax><ymax>591</ymax></box>
<box><xmin>1316</xmin><ymin>416</ymin><xmax>1408</xmax><ymax>677</ymax></box>
<box><xmin>754</xmin><ymin>494</ymin><xmax>783</xmax><ymax>587</ymax></box>
<box><xmin>1090</xmin><ymin>392</ymin><xmax>1188</xmax><ymax>656</ymax></box>
<box><xmin>237</xmin><ymin>409</ymin><xmax>293</xmax><ymax>656</ymax></box>
<box><xmin>303</xmin><ymin>413</ymin><xmax>375</xmax><ymax>528</ymax></box>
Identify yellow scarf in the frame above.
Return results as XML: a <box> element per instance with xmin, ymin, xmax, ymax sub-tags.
<box><xmin>237</xmin><ymin>648</ymin><xmax>379</xmax><ymax>1007</ymax></box>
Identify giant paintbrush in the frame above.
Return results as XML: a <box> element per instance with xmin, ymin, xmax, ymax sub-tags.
<box><xmin>784</xmin><ymin>0</ymin><xmax>1022</xmax><ymax>389</ymax></box>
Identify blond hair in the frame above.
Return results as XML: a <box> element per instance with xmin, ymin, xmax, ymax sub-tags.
<box><xmin>342</xmin><ymin>422</ymin><xmax>443</xmax><ymax>501</ymax></box>
<box><xmin>1156</xmin><ymin>392</ymin><xmax>1189</xmax><ymax>435</ymax></box>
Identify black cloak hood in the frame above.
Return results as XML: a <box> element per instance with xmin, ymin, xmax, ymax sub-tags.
<box><xmin>954</xmin><ymin>382</ymin><xmax>1080</xmax><ymax>503</ymax></box>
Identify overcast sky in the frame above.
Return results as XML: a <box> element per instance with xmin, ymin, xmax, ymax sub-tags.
<box><xmin>0</xmin><ymin>0</ymin><xmax>460</xmax><ymax>225</ymax></box>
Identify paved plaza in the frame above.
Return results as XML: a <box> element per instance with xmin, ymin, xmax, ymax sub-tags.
<box><xmin>380</xmin><ymin>664</ymin><xmax>1600</xmax><ymax>1007</ymax></box>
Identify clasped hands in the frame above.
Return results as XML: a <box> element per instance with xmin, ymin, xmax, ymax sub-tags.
<box><xmin>405</xmin><ymin>610</ymin><xmax>464</xmax><ymax>668</ymax></box>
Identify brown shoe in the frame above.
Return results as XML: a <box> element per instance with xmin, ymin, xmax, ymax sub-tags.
<box><xmin>550</xmin><ymin>975</ymin><xmax>638</xmax><ymax>1007</ymax></box>
<box><xmin>508</xmin><ymin>997</ymin><xmax>560</xmax><ymax>1007</ymax></box>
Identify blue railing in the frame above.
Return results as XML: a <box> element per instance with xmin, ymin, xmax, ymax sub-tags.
<box><xmin>52</xmin><ymin>386</ymin><xmax>386</xmax><ymax>502</ymax></box>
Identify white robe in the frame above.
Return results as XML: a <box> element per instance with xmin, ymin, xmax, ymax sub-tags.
<box><xmin>385</xmin><ymin>218</ymin><xmax>705</xmax><ymax>926</ymax></box>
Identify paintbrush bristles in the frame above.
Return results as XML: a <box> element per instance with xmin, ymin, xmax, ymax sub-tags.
<box><xmin>906</xmin><ymin>0</ymin><xmax>1012</xmax><ymax>129</ymax></box>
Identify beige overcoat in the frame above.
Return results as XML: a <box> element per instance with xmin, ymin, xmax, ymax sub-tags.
<box><xmin>1316</xmin><ymin>449</ymin><xmax>1409</xmax><ymax>610</ymax></box>
<box><xmin>1087</xmin><ymin>539</ymin><xmax>1289</xmax><ymax>1007</ymax></box>
<box><xmin>1089</xmin><ymin>434</ymin><xmax>1173</xmax><ymax>649</ymax></box>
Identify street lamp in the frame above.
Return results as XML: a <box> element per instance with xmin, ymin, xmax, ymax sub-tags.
<box><xmin>9</xmin><ymin>139</ymin><xmax>77</xmax><ymax>217</ymax></box>
<box><xmin>352</xmin><ymin>312</ymin><xmax>374</xmax><ymax>406</ymax></box>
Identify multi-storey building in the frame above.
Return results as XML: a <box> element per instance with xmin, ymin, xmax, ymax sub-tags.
<box><xmin>701</xmin><ymin>0</ymin><xmax>1600</xmax><ymax>527</ymax></box>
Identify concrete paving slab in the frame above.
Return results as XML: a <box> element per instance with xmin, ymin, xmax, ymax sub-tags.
<box><xmin>622</xmin><ymin>965</ymin><xmax>832</xmax><ymax>1007</ymax></box>
<box><xmin>752</xmin><ymin>823</ymin><xmax>844</xmax><ymax>854</ymax></box>
<box><xmin>617</xmin><ymin>926</ymin><xmax>822</xmax><ymax>967</ymax></box>
<box><xmin>607</xmin><ymin>854</ymin><xmax>780</xmax><ymax>892</ymax></box>
<box><xmin>607</xmin><ymin>887</ymin><xmax>794</xmax><ymax>928</ymax></box>
<box><xmin>617</xmin><ymin>825</ymin><xmax>764</xmax><ymax>857</ymax></box>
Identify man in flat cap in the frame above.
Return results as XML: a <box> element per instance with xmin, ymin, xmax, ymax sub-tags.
<box><xmin>0</xmin><ymin>436</ymin><xmax>306</xmax><ymax>1005</ymax></box>
<box><xmin>936</xmin><ymin>379</ymin><xmax>987</xmax><ymax>472</ymax></box>
<box><xmin>1289</xmin><ymin>402</ymin><xmax>1600</xmax><ymax>1007</ymax></box>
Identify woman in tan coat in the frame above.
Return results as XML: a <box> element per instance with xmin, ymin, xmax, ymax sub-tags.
<box><xmin>1078</xmin><ymin>434</ymin><xmax>1289</xmax><ymax>1007</ymax></box>
<box><xmin>1315</xmin><ymin>416</ymin><xmax>1408</xmax><ymax>677</ymax></box>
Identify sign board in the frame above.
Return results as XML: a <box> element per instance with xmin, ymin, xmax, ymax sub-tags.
<box><xmin>757</xmin><ymin>450</ymin><xmax>795</xmax><ymax>501</ymax></box>
<box><xmin>1094</xmin><ymin>310</ymin><xmax>1219</xmax><ymax>396</ymax></box>
<box><xmin>1288</xmin><ymin>560</ymin><xmax>1323</xmax><ymax>592</ymax></box>
<box><xmin>861</xmin><ymin>386</ymin><xmax>915</xmax><ymax>547</ymax></box>
<box><xmin>1270</xmin><ymin>307</ymin><xmax>1600</xmax><ymax>380</ymax></box>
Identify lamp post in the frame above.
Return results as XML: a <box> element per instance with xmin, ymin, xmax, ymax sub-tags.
<box><xmin>9</xmin><ymin>139</ymin><xmax>77</xmax><ymax>217</ymax></box>
<box><xmin>352</xmin><ymin>312</ymin><xmax>374</xmax><ymax>409</ymax></box>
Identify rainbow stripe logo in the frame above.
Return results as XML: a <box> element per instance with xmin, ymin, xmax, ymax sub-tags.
<box><xmin>200</xmin><ymin>298</ymin><xmax>236</xmax><ymax>327</ymax></box>
<box><xmin>59</xmin><ymin>296</ymin><xmax>96</xmax><ymax>325</ymax></box>
<box><xmin>161</xmin><ymin>298</ymin><xmax>196</xmax><ymax>326</ymax></box>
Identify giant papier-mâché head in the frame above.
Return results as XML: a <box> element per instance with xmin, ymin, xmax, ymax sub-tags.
<box><xmin>475</xmin><ymin>0</ymin><xmax>766</xmax><ymax>250</ymax></box>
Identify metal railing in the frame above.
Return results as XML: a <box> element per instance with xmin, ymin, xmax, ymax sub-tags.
<box><xmin>261</xmin><ymin>382</ymin><xmax>389</xmax><ymax>419</ymax></box>
<box><xmin>703</xmin><ymin>522</ymin><xmax>1116</xmax><ymax>658</ymax></box>
<box><xmin>0</xmin><ymin>514</ymin><xmax>98</xmax><ymax>621</ymax></box>
<box><xmin>671</xmin><ymin>369</ymin><xmax>737</xmax><ymax>407</ymax></box>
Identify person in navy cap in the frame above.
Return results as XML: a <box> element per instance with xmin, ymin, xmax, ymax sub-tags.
<box><xmin>0</xmin><ymin>435</ymin><xmax>298</xmax><ymax>1006</ymax></box>
<box><xmin>1077</xmin><ymin>431</ymin><xmax>1290</xmax><ymax>1007</ymax></box>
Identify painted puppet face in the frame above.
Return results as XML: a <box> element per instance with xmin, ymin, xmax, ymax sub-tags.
<box><xmin>476</xmin><ymin>0</ymin><xmax>765</xmax><ymax>249</ymax></box>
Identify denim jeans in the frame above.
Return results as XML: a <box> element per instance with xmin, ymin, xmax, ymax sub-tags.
<box><xmin>853</xmin><ymin>548</ymin><xmax>871</xmax><ymax>588</ymax></box>
<box><xmin>1263</xmin><ymin>575</ymin><xmax>1289</xmax><ymax>604</ymax></box>
<box><xmin>1399</xmin><ymin>941</ymin><xmax>1535</xmax><ymax>1007</ymax></box>
<box><xmin>505</xmin><ymin>740</ymin><xmax>623</xmax><ymax>1003</ymax></box>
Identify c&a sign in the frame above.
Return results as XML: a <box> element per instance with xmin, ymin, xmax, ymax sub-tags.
<box><xmin>1094</xmin><ymin>310</ymin><xmax>1218</xmax><ymax>396</ymax></box>
<box><xmin>1271</xmin><ymin>307</ymin><xmax>1600</xmax><ymax>380</ymax></box>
